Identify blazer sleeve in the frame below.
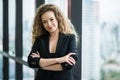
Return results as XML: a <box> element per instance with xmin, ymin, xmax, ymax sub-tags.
<box><xmin>27</xmin><ymin>38</ymin><xmax>40</xmax><ymax>68</ymax></box>
<box><xmin>61</xmin><ymin>34</ymin><xmax>78</xmax><ymax>70</ymax></box>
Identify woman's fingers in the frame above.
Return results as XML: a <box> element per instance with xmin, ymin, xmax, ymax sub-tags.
<box><xmin>67</xmin><ymin>60</ymin><xmax>73</xmax><ymax>65</ymax></box>
<box><xmin>56</xmin><ymin>52</ymin><xmax>76</xmax><ymax>64</ymax></box>
<box><xmin>31</xmin><ymin>52</ymin><xmax>40</xmax><ymax>58</ymax></box>
<box><xmin>65</xmin><ymin>56</ymin><xmax>76</xmax><ymax>65</ymax></box>
<box><xmin>68</xmin><ymin>52</ymin><xmax>76</xmax><ymax>56</ymax></box>
<box><xmin>63</xmin><ymin>52</ymin><xmax>76</xmax><ymax>65</ymax></box>
<box><xmin>68</xmin><ymin>57</ymin><xmax>76</xmax><ymax>65</ymax></box>
<box><xmin>68</xmin><ymin>52</ymin><xmax>76</xmax><ymax>57</ymax></box>
<box><xmin>37</xmin><ymin>51</ymin><xmax>40</xmax><ymax>56</ymax></box>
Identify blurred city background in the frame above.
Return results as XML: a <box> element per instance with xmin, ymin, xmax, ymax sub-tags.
<box><xmin>0</xmin><ymin>0</ymin><xmax>120</xmax><ymax>80</ymax></box>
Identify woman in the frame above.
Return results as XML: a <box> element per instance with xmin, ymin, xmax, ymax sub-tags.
<box><xmin>28</xmin><ymin>4</ymin><xmax>78</xmax><ymax>80</ymax></box>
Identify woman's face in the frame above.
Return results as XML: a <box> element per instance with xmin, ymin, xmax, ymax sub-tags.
<box><xmin>41</xmin><ymin>11</ymin><xmax>59</xmax><ymax>33</ymax></box>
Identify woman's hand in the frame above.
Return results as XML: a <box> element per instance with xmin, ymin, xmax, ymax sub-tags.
<box><xmin>56</xmin><ymin>53</ymin><xmax>76</xmax><ymax>65</ymax></box>
<box><xmin>31</xmin><ymin>51</ymin><xmax>40</xmax><ymax>58</ymax></box>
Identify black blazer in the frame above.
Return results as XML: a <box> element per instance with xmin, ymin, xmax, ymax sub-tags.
<box><xmin>28</xmin><ymin>33</ymin><xmax>78</xmax><ymax>80</ymax></box>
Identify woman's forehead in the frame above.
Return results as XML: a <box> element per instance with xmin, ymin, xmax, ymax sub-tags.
<box><xmin>41</xmin><ymin>11</ymin><xmax>56</xmax><ymax>20</ymax></box>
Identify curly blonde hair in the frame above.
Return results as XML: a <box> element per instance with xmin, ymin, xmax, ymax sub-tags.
<box><xmin>32</xmin><ymin>4</ymin><xmax>78</xmax><ymax>44</ymax></box>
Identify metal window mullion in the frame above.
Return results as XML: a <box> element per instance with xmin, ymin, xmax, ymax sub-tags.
<box><xmin>15</xmin><ymin>0</ymin><xmax>23</xmax><ymax>80</ymax></box>
<box><xmin>71</xmin><ymin>0</ymin><xmax>82</xmax><ymax>80</ymax></box>
<box><xmin>3</xmin><ymin>0</ymin><xmax>9</xmax><ymax>80</ymax></box>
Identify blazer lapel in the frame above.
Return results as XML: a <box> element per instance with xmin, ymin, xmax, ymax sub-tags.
<box><xmin>55</xmin><ymin>33</ymin><xmax>64</xmax><ymax>55</ymax></box>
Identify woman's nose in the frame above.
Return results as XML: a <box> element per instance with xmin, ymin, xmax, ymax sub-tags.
<box><xmin>47</xmin><ymin>21</ymin><xmax>52</xmax><ymax>26</ymax></box>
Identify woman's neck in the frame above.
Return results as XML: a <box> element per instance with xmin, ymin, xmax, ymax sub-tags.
<box><xmin>49</xmin><ymin>30</ymin><xmax>59</xmax><ymax>37</ymax></box>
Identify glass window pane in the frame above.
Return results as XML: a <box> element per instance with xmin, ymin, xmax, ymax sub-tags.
<box><xmin>9</xmin><ymin>59</ymin><xmax>15</xmax><ymax>80</ymax></box>
<box><xmin>23</xmin><ymin>0</ymin><xmax>35</xmax><ymax>60</ymax></box>
<box><xmin>23</xmin><ymin>0</ymin><xmax>35</xmax><ymax>79</ymax></box>
<box><xmin>0</xmin><ymin>0</ymin><xmax>3</xmax><ymax>51</ymax></box>
<box><xmin>23</xmin><ymin>65</ymin><xmax>34</xmax><ymax>80</ymax></box>
<box><xmin>45</xmin><ymin>0</ymin><xmax>68</xmax><ymax>17</ymax></box>
<box><xmin>0</xmin><ymin>0</ymin><xmax>3</xmax><ymax>75</ymax></box>
<box><xmin>82</xmin><ymin>0</ymin><xmax>120</xmax><ymax>80</ymax></box>
<box><xmin>82</xmin><ymin>0</ymin><xmax>100</xmax><ymax>80</ymax></box>
<box><xmin>0</xmin><ymin>55</ymin><xmax>3</xmax><ymax>79</ymax></box>
<box><xmin>8</xmin><ymin>0</ymin><xmax>16</xmax><ymax>79</ymax></box>
<box><xmin>9</xmin><ymin>0</ymin><xmax>15</xmax><ymax>56</ymax></box>
<box><xmin>100</xmin><ymin>0</ymin><xmax>120</xmax><ymax>80</ymax></box>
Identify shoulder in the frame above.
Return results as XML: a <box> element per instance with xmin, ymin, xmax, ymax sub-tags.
<box><xmin>37</xmin><ymin>34</ymin><xmax>49</xmax><ymax>40</ymax></box>
<box><xmin>60</xmin><ymin>33</ymin><xmax>75</xmax><ymax>39</ymax></box>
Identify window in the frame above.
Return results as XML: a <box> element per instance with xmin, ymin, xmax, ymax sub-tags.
<box><xmin>9</xmin><ymin>0</ymin><xmax>15</xmax><ymax>56</ymax></box>
<box><xmin>0</xmin><ymin>0</ymin><xmax>3</xmax><ymax>51</ymax></box>
<box><xmin>82</xmin><ymin>0</ymin><xmax>100</xmax><ymax>79</ymax></box>
<box><xmin>9</xmin><ymin>0</ymin><xmax>16</xmax><ymax>79</ymax></box>
<box><xmin>23</xmin><ymin>0</ymin><xmax>35</xmax><ymax>79</ymax></box>
<box><xmin>45</xmin><ymin>0</ymin><xmax>68</xmax><ymax>17</ymax></box>
<box><xmin>23</xmin><ymin>0</ymin><xmax>35</xmax><ymax>59</ymax></box>
<box><xmin>0</xmin><ymin>1</ymin><xmax>3</xmax><ymax>79</ymax></box>
<box><xmin>82</xmin><ymin>0</ymin><xmax>120</xmax><ymax>80</ymax></box>
<box><xmin>100</xmin><ymin>0</ymin><xmax>120</xmax><ymax>80</ymax></box>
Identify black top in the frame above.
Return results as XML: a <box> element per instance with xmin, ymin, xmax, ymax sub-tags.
<box><xmin>27</xmin><ymin>33</ymin><xmax>78</xmax><ymax>80</ymax></box>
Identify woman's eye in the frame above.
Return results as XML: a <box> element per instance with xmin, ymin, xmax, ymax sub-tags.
<box><xmin>50</xmin><ymin>19</ymin><xmax>54</xmax><ymax>21</ymax></box>
<box><xmin>42</xmin><ymin>21</ymin><xmax>46</xmax><ymax>24</ymax></box>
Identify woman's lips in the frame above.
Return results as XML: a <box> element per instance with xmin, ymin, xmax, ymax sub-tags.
<box><xmin>48</xmin><ymin>27</ymin><xmax>53</xmax><ymax>29</ymax></box>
